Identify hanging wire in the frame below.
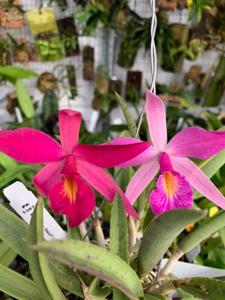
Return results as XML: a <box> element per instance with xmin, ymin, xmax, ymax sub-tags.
<box><xmin>135</xmin><ymin>0</ymin><xmax>157</xmax><ymax>137</ymax></box>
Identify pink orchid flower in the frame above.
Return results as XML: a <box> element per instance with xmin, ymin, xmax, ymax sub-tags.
<box><xmin>121</xmin><ymin>90</ymin><xmax>225</xmax><ymax>214</ymax></box>
<box><xmin>0</xmin><ymin>110</ymin><xmax>150</xmax><ymax>226</ymax></box>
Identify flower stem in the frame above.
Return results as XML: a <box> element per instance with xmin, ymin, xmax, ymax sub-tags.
<box><xmin>159</xmin><ymin>248</ymin><xmax>184</xmax><ymax>278</ymax></box>
<box><xmin>94</xmin><ymin>218</ymin><xmax>106</xmax><ymax>247</ymax></box>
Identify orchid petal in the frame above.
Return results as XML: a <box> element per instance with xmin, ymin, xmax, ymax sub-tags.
<box><xmin>171</xmin><ymin>156</ymin><xmax>225</xmax><ymax>210</ymax></box>
<box><xmin>167</xmin><ymin>127</ymin><xmax>225</xmax><ymax>159</ymax></box>
<box><xmin>125</xmin><ymin>158</ymin><xmax>159</xmax><ymax>205</ymax></box>
<box><xmin>106</xmin><ymin>137</ymin><xmax>153</xmax><ymax>167</ymax></box>
<box><xmin>0</xmin><ymin>128</ymin><xmax>64</xmax><ymax>163</ymax></box>
<box><xmin>33</xmin><ymin>161</ymin><xmax>64</xmax><ymax>196</ymax></box>
<box><xmin>150</xmin><ymin>171</ymin><xmax>193</xmax><ymax>215</ymax></box>
<box><xmin>74</xmin><ymin>141</ymin><xmax>150</xmax><ymax>168</ymax></box>
<box><xmin>77</xmin><ymin>160</ymin><xmax>139</xmax><ymax>218</ymax></box>
<box><xmin>49</xmin><ymin>175</ymin><xmax>95</xmax><ymax>227</ymax></box>
<box><xmin>59</xmin><ymin>109</ymin><xmax>81</xmax><ymax>153</ymax></box>
<box><xmin>145</xmin><ymin>90</ymin><xmax>167</xmax><ymax>151</ymax></box>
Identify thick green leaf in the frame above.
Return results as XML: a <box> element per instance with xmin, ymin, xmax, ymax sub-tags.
<box><xmin>27</xmin><ymin>202</ymin><xmax>52</xmax><ymax>300</ymax></box>
<box><xmin>179</xmin><ymin>211</ymin><xmax>225</xmax><ymax>253</ymax></box>
<box><xmin>16</xmin><ymin>79</ymin><xmax>35</xmax><ymax>118</ymax></box>
<box><xmin>0</xmin><ymin>153</ymin><xmax>18</xmax><ymax>170</ymax></box>
<box><xmin>177</xmin><ymin>288</ymin><xmax>200</xmax><ymax>300</ymax></box>
<box><xmin>50</xmin><ymin>261</ymin><xmax>83</xmax><ymax>297</ymax></box>
<box><xmin>0</xmin><ymin>204</ymin><xmax>28</xmax><ymax>259</ymax></box>
<box><xmin>34</xmin><ymin>240</ymin><xmax>144</xmax><ymax>300</ymax></box>
<box><xmin>137</xmin><ymin>209</ymin><xmax>205</xmax><ymax>278</ymax></box>
<box><xmin>0</xmin><ymin>166</ymin><xmax>35</xmax><ymax>188</ymax></box>
<box><xmin>110</xmin><ymin>194</ymin><xmax>129</xmax><ymax>263</ymax></box>
<box><xmin>0</xmin><ymin>242</ymin><xmax>16</xmax><ymax>266</ymax></box>
<box><xmin>144</xmin><ymin>293</ymin><xmax>166</xmax><ymax>300</ymax></box>
<box><xmin>35</xmin><ymin>200</ymin><xmax>67</xmax><ymax>300</ymax></box>
<box><xmin>0</xmin><ymin>204</ymin><xmax>83</xmax><ymax>297</ymax></box>
<box><xmin>219</xmin><ymin>227</ymin><xmax>225</xmax><ymax>248</ymax></box>
<box><xmin>0</xmin><ymin>264</ymin><xmax>42</xmax><ymax>300</ymax></box>
<box><xmin>0</xmin><ymin>66</ymin><xmax>37</xmax><ymax>79</ymax></box>
<box><xmin>115</xmin><ymin>92</ymin><xmax>138</xmax><ymax>137</ymax></box>
<box><xmin>161</xmin><ymin>277</ymin><xmax>225</xmax><ymax>300</ymax></box>
<box><xmin>88</xmin><ymin>278</ymin><xmax>111</xmax><ymax>299</ymax></box>
<box><xmin>199</xmin><ymin>149</ymin><xmax>225</xmax><ymax>180</ymax></box>
<box><xmin>110</xmin><ymin>195</ymin><xmax>129</xmax><ymax>300</ymax></box>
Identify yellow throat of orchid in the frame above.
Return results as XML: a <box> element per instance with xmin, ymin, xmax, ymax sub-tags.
<box><xmin>63</xmin><ymin>176</ymin><xmax>78</xmax><ymax>203</ymax></box>
<box><xmin>162</xmin><ymin>172</ymin><xmax>177</xmax><ymax>198</ymax></box>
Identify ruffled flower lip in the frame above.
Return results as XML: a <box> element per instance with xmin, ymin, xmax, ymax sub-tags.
<box><xmin>150</xmin><ymin>170</ymin><xmax>193</xmax><ymax>215</ymax></box>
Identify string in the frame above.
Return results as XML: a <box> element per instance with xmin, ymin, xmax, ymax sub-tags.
<box><xmin>135</xmin><ymin>0</ymin><xmax>157</xmax><ymax>137</ymax></box>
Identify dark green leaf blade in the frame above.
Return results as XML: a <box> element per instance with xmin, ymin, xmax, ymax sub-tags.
<box><xmin>137</xmin><ymin>209</ymin><xmax>205</xmax><ymax>278</ymax></box>
<box><xmin>110</xmin><ymin>194</ymin><xmax>130</xmax><ymax>300</ymax></box>
<box><xmin>27</xmin><ymin>201</ymin><xmax>52</xmax><ymax>300</ymax></box>
<box><xmin>0</xmin><ymin>264</ymin><xmax>42</xmax><ymax>300</ymax></box>
<box><xmin>0</xmin><ymin>203</ymin><xmax>83</xmax><ymax>297</ymax></box>
<box><xmin>34</xmin><ymin>239</ymin><xmax>144</xmax><ymax>300</ymax></box>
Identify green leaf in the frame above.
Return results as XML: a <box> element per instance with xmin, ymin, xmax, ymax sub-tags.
<box><xmin>16</xmin><ymin>79</ymin><xmax>35</xmax><ymax>118</ymax></box>
<box><xmin>110</xmin><ymin>194</ymin><xmax>130</xmax><ymax>300</ymax></box>
<box><xmin>0</xmin><ymin>204</ymin><xmax>83</xmax><ymax>297</ymax></box>
<box><xmin>34</xmin><ymin>239</ymin><xmax>144</xmax><ymax>300</ymax></box>
<box><xmin>179</xmin><ymin>211</ymin><xmax>225</xmax><ymax>254</ymax></box>
<box><xmin>0</xmin><ymin>264</ymin><xmax>42</xmax><ymax>300</ymax></box>
<box><xmin>0</xmin><ymin>204</ymin><xmax>28</xmax><ymax>259</ymax></box>
<box><xmin>0</xmin><ymin>166</ymin><xmax>35</xmax><ymax>188</ymax></box>
<box><xmin>0</xmin><ymin>241</ymin><xmax>16</xmax><ymax>266</ymax></box>
<box><xmin>49</xmin><ymin>261</ymin><xmax>83</xmax><ymax>297</ymax></box>
<box><xmin>115</xmin><ymin>92</ymin><xmax>138</xmax><ymax>137</ymax></box>
<box><xmin>88</xmin><ymin>278</ymin><xmax>111</xmax><ymax>299</ymax></box>
<box><xmin>144</xmin><ymin>293</ymin><xmax>166</xmax><ymax>300</ymax></box>
<box><xmin>219</xmin><ymin>227</ymin><xmax>225</xmax><ymax>248</ymax></box>
<box><xmin>0</xmin><ymin>153</ymin><xmax>18</xmax><ymax>170</ymax></box>
<box><xmin>34</xmin><ymin>200</ymin><xmax>67</xmax><ymax>300</ymax></box>
<box><xmin>137</xmin><ymin>209</ymin><xmax>205</xmax><ymax>278</ymax></box>
<box><xmin>163</xmin><ymin>277</ymin><xmax>225</xmax><ymax>300</ymax></box>
<box><xmin>0</xmin><ymin>66</ymin><xmax>37</xmax><ymax>79</ymax></box>
<box><xmin>27</xmin><ymin>202</ymin><xmax>52</xmax><ymax>300</ymax></box>
<box><xmin>198</xmin><ymin>149</ymin><xmax>225</xmax><ymax>179</ymax></box>
<box><xmin>110</xmin><ymin>194</ymin><xmax>129</xmax><ymax>263</ymax></box>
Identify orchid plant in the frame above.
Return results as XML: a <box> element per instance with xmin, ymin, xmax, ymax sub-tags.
<box><xmin>0</xmin><ymin>91</ymin><xmax>225</xmax><ymax>300</ymax></box>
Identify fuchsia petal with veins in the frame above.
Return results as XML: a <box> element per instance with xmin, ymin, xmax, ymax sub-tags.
<box><xmin>125</xmin><ymin>159</ymin><xmax>159</xmax><ymax>205</ymax></box>
<box><xmin>33</xmin><ymin>161</ymin><xmax>64</xmax><ymax>195</ymax></box>
<box><xmin>145</xmin><ymin>90</ymin><xmax>167</xmax><ymax>151</ymax></box>
<box><xmin>107</xmin><ymin>137</ymin><xmax>154</xmax><ymax>167</ymax></box>
<box><xmin>167</xmin><ymin>127</ymin><xmax>225</xmax><ymax>159</ymax></box>
<box><xmin>171</xmin><ymin>156</ymin><xmax>225</xmax><ymax>211</ymax></box>
<box><xmin>0</xmin><ymin>128</ymin><xmax>64</xmax><ymax>163</ymax></box>
<box><xmin>59</xmin><ymin>110</ymin><xmax>81</xmax><ymax>153</ymax></box>
<box><xmin>77</xmin><ymin>160</ymin><xmax>139</xmax><ymax>218</ymax></box>
<box><xmin>74</xmin><ymin>142</ymin><xmax>150</xmax><ymax>168</ymax></box>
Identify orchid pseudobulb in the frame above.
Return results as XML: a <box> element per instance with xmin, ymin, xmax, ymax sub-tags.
<box><xmin>0</xmin><ymin>110</ymin><xmax>150</xmax><ymax>226</ymax></box>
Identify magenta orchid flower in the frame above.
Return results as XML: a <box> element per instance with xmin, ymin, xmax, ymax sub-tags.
<box><xmin>119</xmin><ymin>90</ymin><xmax>225</xmax><ymax>215</ymax></box>
<box><xmin>0</xmin><ymin>110</ymin><xmax>150</xmax><ymax>226</ymax></box>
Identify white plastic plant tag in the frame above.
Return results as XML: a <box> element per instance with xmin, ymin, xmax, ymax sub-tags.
<box><xmin>162</xmin><ymin>259</ymin><xmax>225</xmax><ymax>278</ymax></box>
<box><xmin>3</xmin><ymin>181</ymin><xmax>67</xmax><ymax>241</ymax></box>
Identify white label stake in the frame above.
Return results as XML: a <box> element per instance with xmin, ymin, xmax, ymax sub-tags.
<box><xmin>4</xmin><ymin>181</ymin><xmax>67</xmax><ymax>241</ymax></box>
